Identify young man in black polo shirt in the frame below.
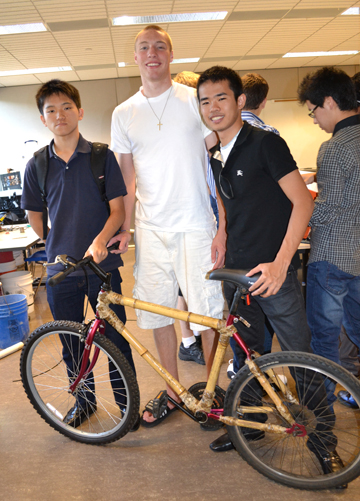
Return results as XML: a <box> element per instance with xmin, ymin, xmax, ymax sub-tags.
<box><xmin>197</xmin><ymin>66</ymin><xmax>348</xmax><ymax>481</ymax></box>
<box><xmin>197</xmin><ymin>66</ymin><xmax>322</xmax><ymax>432</ymax></box>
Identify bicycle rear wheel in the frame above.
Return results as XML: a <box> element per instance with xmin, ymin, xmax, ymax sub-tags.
<box><xmin>21</xmin><ymin>321</ymin><xmax>140</xmax><ymax>445</ymax></box>
<box><xmin>224</xmin><ymin>351</ymin><xmax>360</xmax><ymax>490</ymax></box>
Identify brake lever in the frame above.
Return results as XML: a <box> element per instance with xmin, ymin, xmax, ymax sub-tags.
<box><xmin>46</xmin><ymin>240</ymin><xmax>119</xmax><ymax>268</ymax></box>
<box><xmin>46</xmin><ymin>255</ymin><xmax>74</xmax><ymax>267</ymax></box>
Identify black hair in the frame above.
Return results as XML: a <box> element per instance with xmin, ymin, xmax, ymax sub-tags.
<box><xmin>352</xmin><ymin>72</ymin><xmax>360</xmax><ymax>103</ymax></box>
<box><xmin>298</xmin><ymin>66</ymin><xmax>357</xmax><ymax>111</ymax></box>
<box><xmin>36</xmin><ymin>79</ymin><xmax>81</xmax><ymax>115</ymax></box>
<box><xmin>241</xmin><ymin>73</ymin><xmax>269</xmax><ymax>110</ymax></box>
<box><xmin>197</xmin><ymin>66</ymin><xmax>243</xmax><ymax>102</ymax></box>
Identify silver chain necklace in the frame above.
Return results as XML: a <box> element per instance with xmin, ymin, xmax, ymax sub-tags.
<box><xmin>145</xmin><ymin>86</ymin><xmax>173</xmax><ymax>131</ymax></box>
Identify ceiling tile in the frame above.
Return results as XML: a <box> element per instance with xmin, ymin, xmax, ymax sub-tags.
<box><xmin>76</xmin><ymin>67</ymin><xmax>118</xmax><ymax>80</ymax></box>
<box><xmin>0</xmin><ymin>0</ymin><xmax>358</xmax><ymax>87</ymax></box>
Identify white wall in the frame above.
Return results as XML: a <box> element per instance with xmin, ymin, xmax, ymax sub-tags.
<box><xmin>0</xmin><ymin>69</ymin><xmax>354</xmax><ymax>186</ymax></box>
<box><xmin>0</xmin><ymin>77</ymin><xmax>142</xmax><ymax>192</ymax></box>
<box><xmin>262</xmin><ymin>99</ymin><xmax>329</xmax><ymax>169</ymax></box>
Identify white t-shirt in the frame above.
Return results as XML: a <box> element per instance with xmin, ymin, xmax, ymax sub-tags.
<box><xmin>111</xmin><ymin>81</ymin><xmax>215</xmax><ymax>232</ymax></box>
<box><xmin>220</xmin><ymin>129</ymin><xmax>241</xmax><ymax>163</ymax></box>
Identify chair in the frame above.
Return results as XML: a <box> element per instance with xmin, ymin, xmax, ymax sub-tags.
<box><xmin>25</xmin><ymin>249</ymin><xmax>47</xmax><ymax>300</ymax></box>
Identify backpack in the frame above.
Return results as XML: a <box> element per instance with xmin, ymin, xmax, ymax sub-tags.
<box><xmin>33</xmin><ymin>142</ymin><xmax>109</xmax><ymax>239</ymax></box>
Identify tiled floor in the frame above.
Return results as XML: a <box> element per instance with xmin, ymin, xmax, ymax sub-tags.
<box><xmin>1</xmin><ymin>248</ymin><xmax>360</xmax><ymax>500</ymax></box>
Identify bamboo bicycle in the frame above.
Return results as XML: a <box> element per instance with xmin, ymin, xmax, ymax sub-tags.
<box><xmin>20</xmin><ymin>254</ymin><xmax>360</xmax><ymax>490</ymax></box>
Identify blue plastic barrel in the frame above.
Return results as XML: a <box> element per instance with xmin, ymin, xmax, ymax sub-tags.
<box><xmin>0</xmin><ymin>294</ymin><xmax>30</xmax><ymax>349</ymax></box>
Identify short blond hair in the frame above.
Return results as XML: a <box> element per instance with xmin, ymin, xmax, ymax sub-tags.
<box><xmin>174</xmin><ymin>71</ymin><xmax>199</xmax><ymax>88</ymax></box>
<box><xmin>135</xmin><ymin>25</ymin><xmax>173</xmax><ymax>51</ymax></box>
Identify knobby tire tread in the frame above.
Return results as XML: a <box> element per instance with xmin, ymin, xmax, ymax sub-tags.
<box><xmin>20</xmin><ymin>320</ymin><xmax>140</xmax><ymax>445</ymax></box>
<box><xmin>224</xmin><ymin>351</ymin><xmax>360</xmax><ymax>490</ymax></box>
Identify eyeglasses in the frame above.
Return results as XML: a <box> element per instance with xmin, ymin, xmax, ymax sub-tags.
<box><xmin>308</xmin><ymin>105</ymin><xmax>319</xmax><ymax>119</ymax></box>
<box><xmin>213</xmin><ymin>150</ymin><xmax>234</xmax><ymax>200</ymax></box>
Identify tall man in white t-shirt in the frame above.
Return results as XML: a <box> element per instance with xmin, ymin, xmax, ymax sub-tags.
<box><xmin>109</xmin><ymin>25</ymin><xmax>226</xmax><ymax>427</ymax></box>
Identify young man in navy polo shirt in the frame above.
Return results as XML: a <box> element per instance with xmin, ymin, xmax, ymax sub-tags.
<box><xmin>21</xmin><ymin>79</ymin><xmax>137</xmax><ymax>430</ymax></box>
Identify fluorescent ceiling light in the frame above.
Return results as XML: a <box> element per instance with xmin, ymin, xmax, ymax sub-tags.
<box><xmin>118</xmin><ymin>62</ymin><xmax>137</xmax><ymax>67</ymax></box>
<box><xmin>172</xmin><ymin>58</ymin><xmax>199</xmax><ymax>64</ymax></box>
<box><xmin>341</xmin><ymin>7</ymin><xmax>360</xmax><ymax>15</ymax></box>
<box><xmin>0</xmin><ymin>23</ymin><xmax>46</xmax><ymax>35</ymax></box>
<box><xmin>0</xmin><ymin>67</ymin><xmax>72</xmax><ymax>77</ymax></box>
<box><xmin>283</xmin><ymin>50</ymin><xmax>359</xmax><ymax>58</ymax></box>
<box><xmin>113</xmin><ymin>12</ymin><xmax>227</xmax><ymax>26</ymax></box>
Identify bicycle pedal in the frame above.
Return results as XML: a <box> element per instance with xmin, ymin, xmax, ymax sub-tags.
<box><xmin>145</xmin><ymin>390</ymin><xmax>168</xmax><ymax>419</ymax></box>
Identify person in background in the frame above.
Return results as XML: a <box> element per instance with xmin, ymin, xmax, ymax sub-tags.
<box><xmin>173</xmin><ymin>70</ymin><xmax>221</xmax><ymax>366</ymax></box>
<box><xmin>241</xmin><ymin>72</ymin><xmax>279</xmax><ymax>135</ymax></box>
<box><xmin>298</xmin><ymin>66</ymin><xmax>360</xmax><ymax>411</ymax></box>
<box><xmin>336</xmin><ymin>72</ymin><xmax>360</xmax><ymax>405</ymax></box>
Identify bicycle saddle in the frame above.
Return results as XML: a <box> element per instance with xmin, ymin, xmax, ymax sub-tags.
<box><xmin>206</xmin><ymin>269</ymin><xmax>261</xmax><ymax>290</ymax></box>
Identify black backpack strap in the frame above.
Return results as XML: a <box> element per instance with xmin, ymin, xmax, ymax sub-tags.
<box><xmin>90</xmin><ymin>142</ymin><xmax>109</xmax><ymax>214</ymax></box>
<box><xmin>34</xmin><ymin>146</ymin><xmax>49</xmax><ymax>240</ymax></box>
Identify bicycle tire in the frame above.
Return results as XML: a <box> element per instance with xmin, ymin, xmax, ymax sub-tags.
<box><xmin>20</xmin><ymin>321</ymin><xmax>140</xmax><ymax>445</ymax></box>
<box><xmin>224</xmin><ymin>351</ymin><xmax>360</xmax><ymax>490</ymax></box>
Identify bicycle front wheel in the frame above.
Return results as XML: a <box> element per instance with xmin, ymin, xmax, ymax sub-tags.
<box><xmin>224</xmin><ymin>351</ymin><xmax>360</xmax><ymax>490</ymax></box>
<box><xmin>21</xmin><ymin>321</ymin><xmax>140</xmax><ymax>445</ymax></box>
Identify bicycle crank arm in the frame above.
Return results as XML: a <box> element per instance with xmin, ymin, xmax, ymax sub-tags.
<box><xmin>167</xmin><ymin>395</ymin><xmax>200</xmax><ymax>423</ymax></box>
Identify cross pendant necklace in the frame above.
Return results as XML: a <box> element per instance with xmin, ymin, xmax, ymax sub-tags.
<box><xmin>145</xmin><ymin>86</ymin><xmax>173</xmax><ymax>131</ymax></box>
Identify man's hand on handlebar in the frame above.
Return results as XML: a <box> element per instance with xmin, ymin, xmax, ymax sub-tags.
<box><xmin>108</xmin><ymin>231</ymin><xmax>131</xmax><ymax>254</ymax></box>
<box><xmin>84</xmin><ymin>239</ymin><xmax>109</xmax><ymax>264</ymax></box>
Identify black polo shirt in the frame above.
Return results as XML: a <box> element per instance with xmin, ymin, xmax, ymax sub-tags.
<box><xmin>210</xmin><ymin>122</ymin><xmax>299</xmax><ymax>270</ymax></box>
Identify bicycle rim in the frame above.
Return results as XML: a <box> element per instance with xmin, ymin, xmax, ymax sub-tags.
<box><xmin>21</xmin><ymin>321</ymin><xmax>139</xmax><ymax>445</ymax></box>
<box><xmin>224</xmin><ymin>351</ymin><xmax>360</xmax><ymax>490</ymax></box>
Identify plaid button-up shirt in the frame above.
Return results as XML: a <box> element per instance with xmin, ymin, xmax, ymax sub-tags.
<box><xmin>309</xmin><ymin>114</ymin><xmax>360</xmax><ymax>276</ymax></box>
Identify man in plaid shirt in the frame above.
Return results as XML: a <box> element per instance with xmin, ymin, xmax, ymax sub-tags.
<box><xmin>298</xmin><ymin>67</ymin><xmax>360</xmax><ymax>409</ymax></box>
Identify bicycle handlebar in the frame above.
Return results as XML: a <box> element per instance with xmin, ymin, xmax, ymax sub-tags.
<box><xmin>47</xmin><ymin>242</ymin><xmax>120</xmax><ymax>287</ymax></box>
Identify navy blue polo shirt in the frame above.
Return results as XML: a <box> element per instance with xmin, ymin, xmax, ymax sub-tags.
<box><xmin>21</xmin><ymin>135</ymin><xmax>127</xmax><ymax>276</ymax></box>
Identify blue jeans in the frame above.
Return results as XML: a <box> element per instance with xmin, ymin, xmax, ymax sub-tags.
<box><xmin>307</xmin><ymin>261</ymin><xmax>360</xmax><ymax>365</ymax></box>
<box><xmin>47</xmin><ymin>269</ymin><xmax>135</xmax><ymax>408</ymax></box>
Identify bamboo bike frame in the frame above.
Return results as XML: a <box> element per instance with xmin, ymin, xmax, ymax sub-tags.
<box><xmin>74</xmin><ymin>287</ymin><xmax>297</xmax><ymax>436</ymax></box>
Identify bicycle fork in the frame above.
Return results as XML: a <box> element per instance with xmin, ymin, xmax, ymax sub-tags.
<box><xmin>68</xmin><ymin>318</ymin><xmax>104</xmax><ymax>395</ymax></box>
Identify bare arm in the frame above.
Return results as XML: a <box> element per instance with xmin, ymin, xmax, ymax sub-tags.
<box><xmin>205</xmin><ymin>132</ymin><xmax>226</xmax><ymax>268</ymax></box>
<box><xmin>205</xmin><ymin>132</ymin><xmax>218</xmax><ymax>153</ymax></box>
<box><xmin>27</xmin><ymin>210</ymin><xmax>47</xmax><ymax>241</ymax></box>
<box><xmin>107</xmin><ymin>152</ymin><xmax>135</xmax><ymax>254</ymax></box>
<box><xmin>211</xmin><ymin>187</ymin><xmax>227</xmax><ymax>269</ymax></box>
<box><xmin>248</xmin><ymin>170</ymin><xmax>314</xmax><ymax>297</ymax></box>
<box><xmin>85</xmin><ymin>196</ymin><xmax>125</xmax><ymax>263</ymax></box>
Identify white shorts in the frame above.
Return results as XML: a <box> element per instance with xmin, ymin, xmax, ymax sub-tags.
<box><xmin>133</xmin><ymin>227</ymin><xmax>224</xmax><ymax>330</ymax></box>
